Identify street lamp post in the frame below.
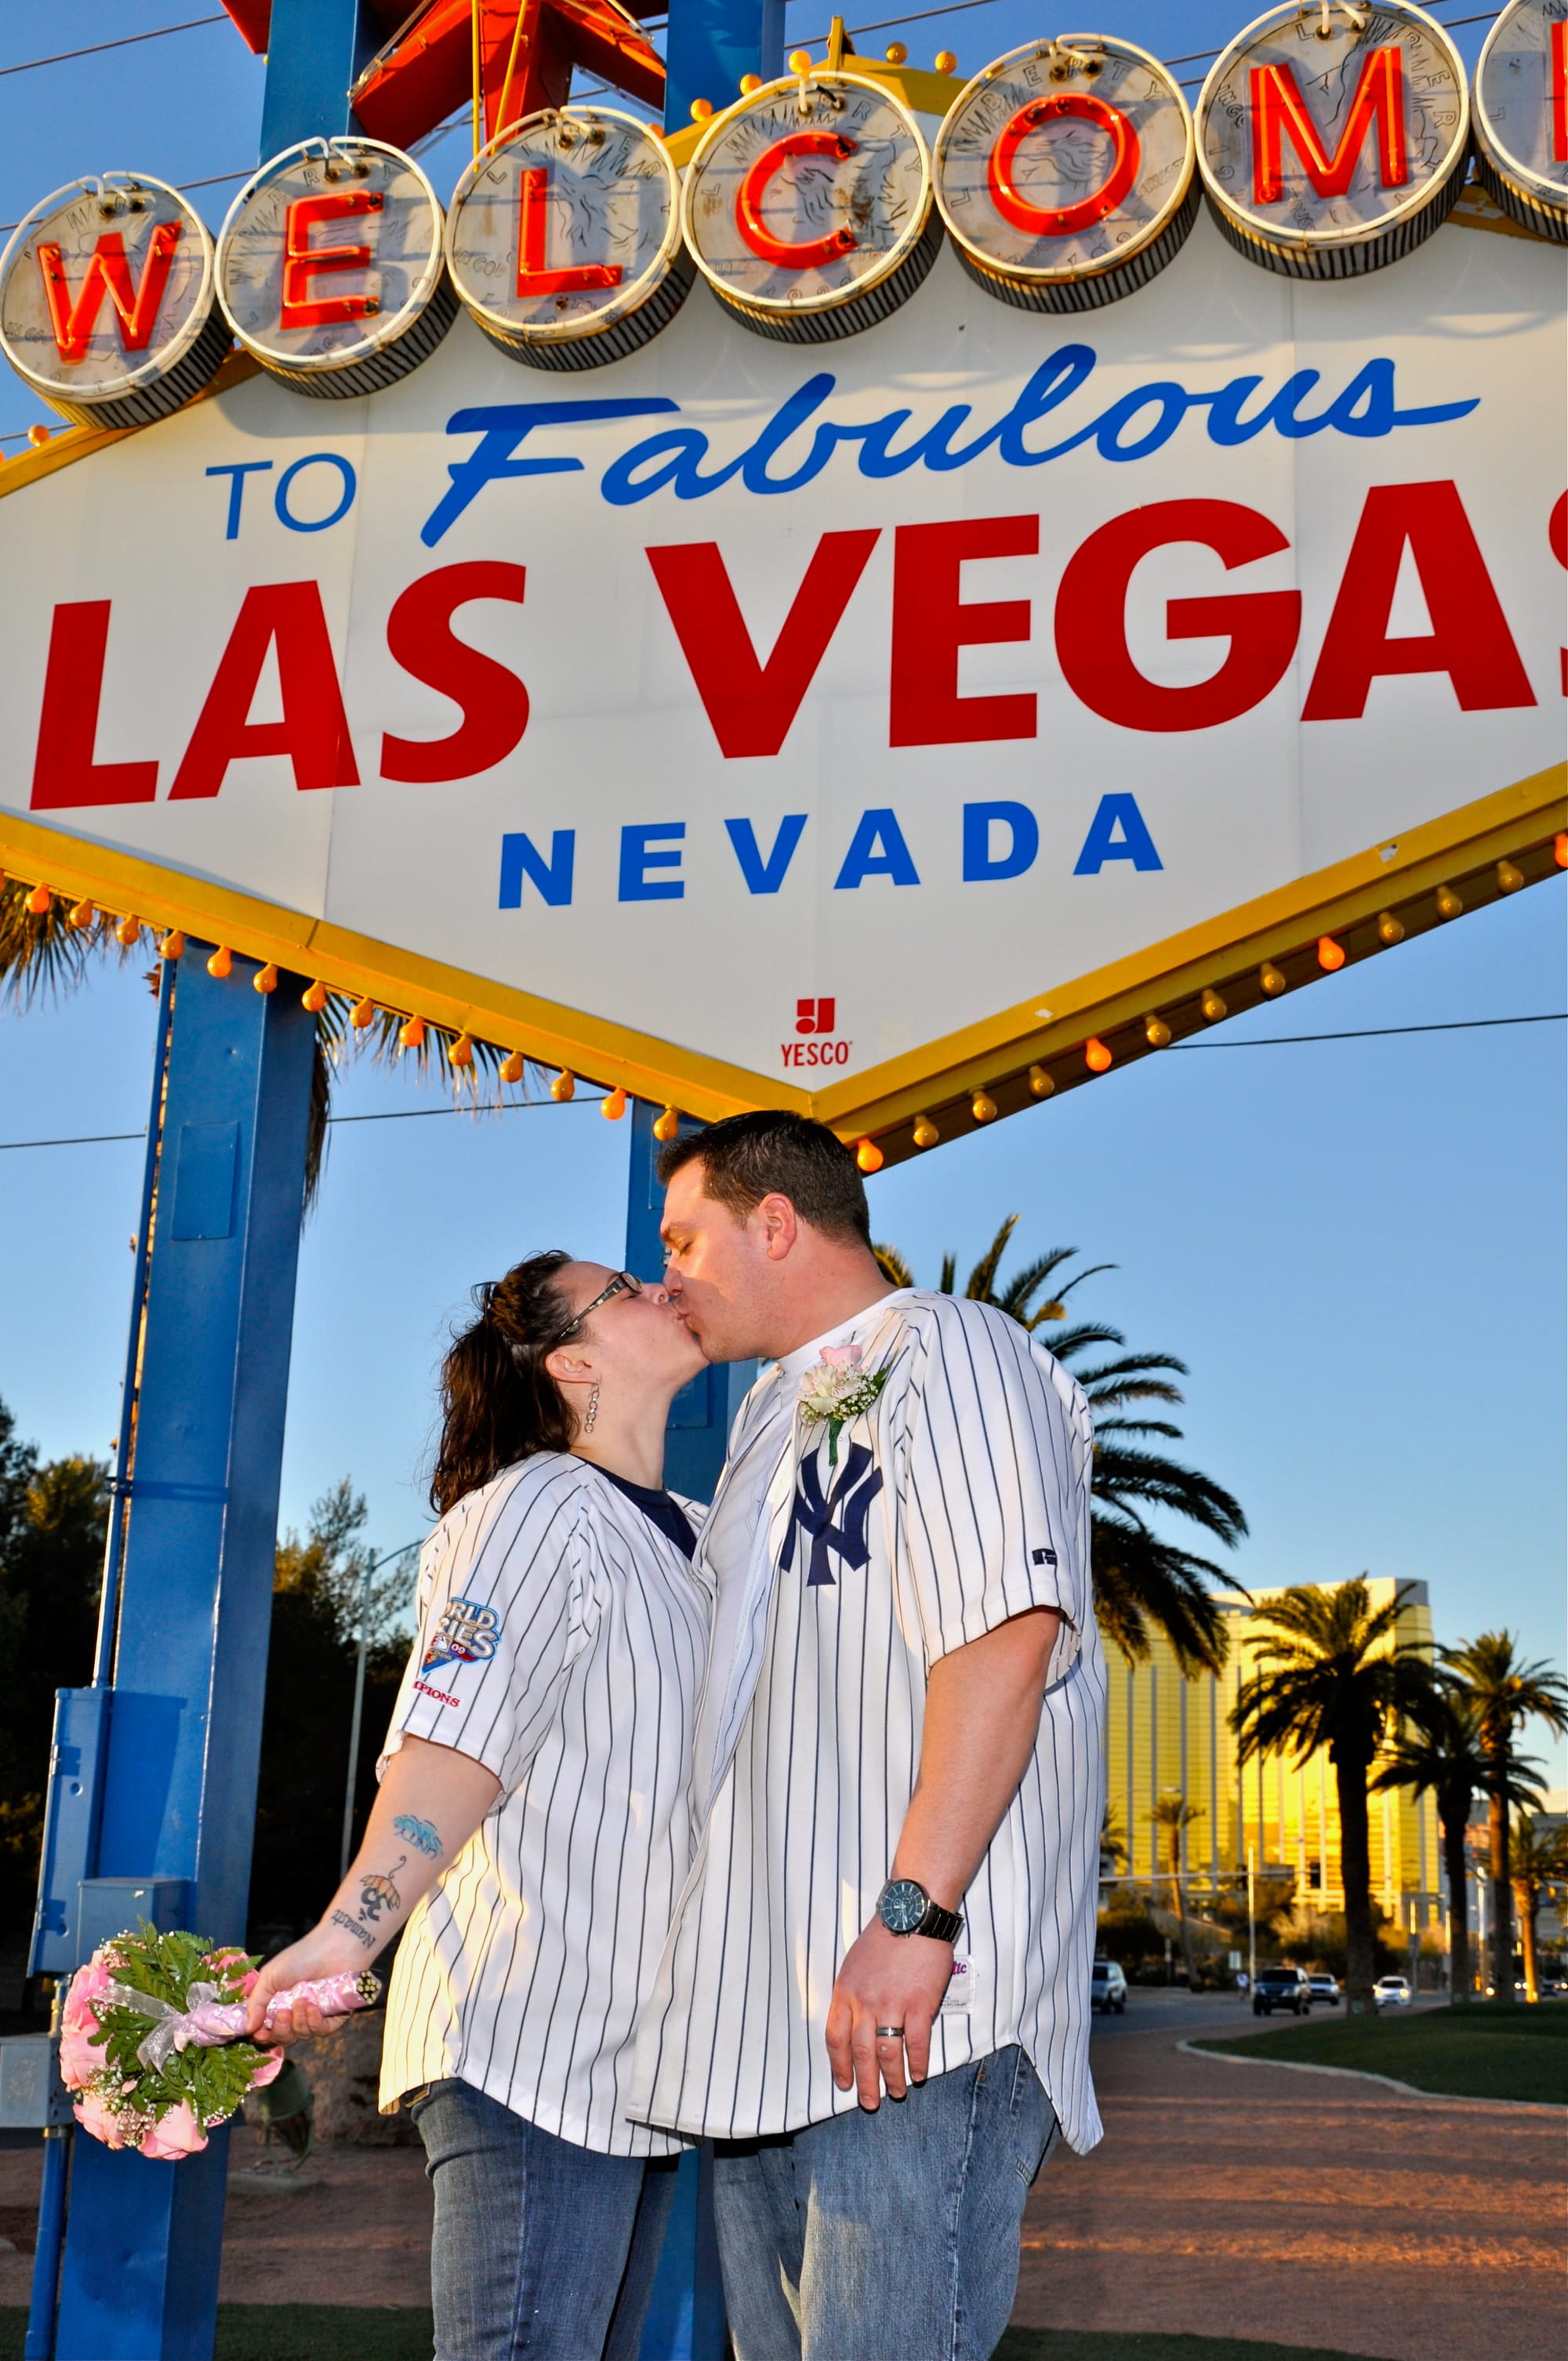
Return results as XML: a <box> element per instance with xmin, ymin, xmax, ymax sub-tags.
<box><xmin>339</xmin><ymin>1542</ymin><xmax>420</xmax><ymax>1881</ymax></box>
<box><xmin>1247</xmin><ymin>1844</ymin><xmax>1257</xmax><ymax>1989</ymax></box>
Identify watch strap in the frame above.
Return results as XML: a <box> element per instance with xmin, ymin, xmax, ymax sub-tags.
<box><xmin>916</xmin><ymin>1897</ymin><xmax>964</xmax><ymax>1945</ymax></box>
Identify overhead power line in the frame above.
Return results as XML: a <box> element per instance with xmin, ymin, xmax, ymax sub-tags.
<box><xmin>0</xmin><ymin>14</ymin><xmax>228</xmax><ymax>79</ymax></box>
<box><xmin>1</xmin><ymin>1014</ymin><xmax>1562</xmax><ymax>1154</ymax></box>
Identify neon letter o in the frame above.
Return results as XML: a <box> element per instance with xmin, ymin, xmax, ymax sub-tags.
<box><xmin>988</xmin><ymin>94</ymin><xmax>1141</xmax><ymax>238</ymax></box>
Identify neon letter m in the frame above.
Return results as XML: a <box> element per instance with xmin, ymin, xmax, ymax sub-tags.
<box><xmin>1250</xmin><ymin>46</ymin><xmax>1406</xmax><ymax>206</ymax></box>
<box><xmin>37</xmin><ymin>223</ymin><xmax>183</xmax><ymax>363</ymax></box>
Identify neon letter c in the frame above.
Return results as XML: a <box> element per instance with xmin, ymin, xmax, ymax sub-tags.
<box><xmin>737</xmin><ymin>133</ymin><xmax>859</xmax><ymax>269</ymax></box>
<box><xmin>987</xmin><ymin>93</ymin><xmax>1140</xmax><ymax>238</ymax></box>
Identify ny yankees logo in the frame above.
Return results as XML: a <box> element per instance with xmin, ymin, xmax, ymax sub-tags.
<box><xmin>780</xmin><ymin>1441</ymin><xmax>884</xmax><ymax>1589</ymax></box>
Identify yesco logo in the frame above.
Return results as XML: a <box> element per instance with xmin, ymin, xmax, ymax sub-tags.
<box><xmin>784</xmin><ymin>999</ymin><xmax>851</xmax><ymax>1070</ymax></box>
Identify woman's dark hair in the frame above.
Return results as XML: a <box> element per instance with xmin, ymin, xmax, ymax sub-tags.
<box><xmin>430</xmin><ymin>1251</ymin><xmax>579</xmax><ymax>1515</ymax></box>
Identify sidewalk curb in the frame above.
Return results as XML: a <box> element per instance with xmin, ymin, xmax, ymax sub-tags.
<box><xmin>1176</xmin><ymin>2038</ymin><xmax>1564</xmax><ymax>2112</ymax></box>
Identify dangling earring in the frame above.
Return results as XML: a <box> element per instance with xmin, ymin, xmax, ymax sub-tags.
<box><xmin>583</xmin><ymin>1383</ymin><xmax>601</xmax><ymax>1433</ymax></box>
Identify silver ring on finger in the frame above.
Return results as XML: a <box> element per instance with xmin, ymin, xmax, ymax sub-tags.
<box><xmin>875</xmin><ymin>2025</ymin><xmax>905</xmax><ymax>2040</ymax></box>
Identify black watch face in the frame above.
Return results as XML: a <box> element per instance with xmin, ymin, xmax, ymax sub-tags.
<box><xmin>880</xmin><ymin>1879</ymin><xmax>927</xmax><ymax>1934</ymax></box>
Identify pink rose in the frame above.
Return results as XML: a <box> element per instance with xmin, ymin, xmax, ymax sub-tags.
<box><xmin>58</xmin><ymin>2020</ymin><xmax>104</xmax><ymax>2092</ymax></box>
<box><xmin>72</xmin><ymin>2091</ymin><xmax>127</xmax><ymax>2149</ymax></box>
<box><xmin>818</xmin><ymin>1345</ymin><xmax>863</xmax><ymax>1368</ymax></box>
<box><xmin>205</xmin><ymin>1948</ymin><xmax>260</xmax><ymax>1999</ymax></box>
<box><xmin>249</xmin><ymin>2049</ymin><xmax>285</xmax><ymax>2089</ymax></box>
<box><xmin>140</xmin><ymin>2101</ymin><xmax>207</xmax><ymax>2161</ymax></box>
<box><xmin>62</xmin><ymin>1956</ymin><xmax>114</xmax><ymax>2038</ymax></box>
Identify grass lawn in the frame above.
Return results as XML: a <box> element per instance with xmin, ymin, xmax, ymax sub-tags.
<box><xmin>0</xmin><ymin>2319</ymin><xmax>1391</xmax><ymax>2361</ymax></box>
<box><xmin>1190</xmin><ymin>2001</ymin><xmax>1566</xmax><ymax>2104</ymax></box>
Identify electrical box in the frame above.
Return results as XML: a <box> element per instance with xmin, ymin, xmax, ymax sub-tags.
<box><xmin>75</xmin><ymin>1877</ymin><xmax>189</xmax><ymax>1963</ymax></box>
<box><xmin>0</xmin><ymin>2036</ymin><xmax>71</xmax><ymax>2130</ymax></box>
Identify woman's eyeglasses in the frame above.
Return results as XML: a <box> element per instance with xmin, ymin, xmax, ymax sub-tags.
<box><xmin>550</xmin><ymin>1270</ymin><xmax>641</xmax><ymax>1346</ymax></box>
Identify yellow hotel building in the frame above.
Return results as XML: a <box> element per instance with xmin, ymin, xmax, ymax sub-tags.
<box><xmin>1104</xmin><ymin>1578</ymin><xmax>1443</xmax><ymax>1927</ymax></box>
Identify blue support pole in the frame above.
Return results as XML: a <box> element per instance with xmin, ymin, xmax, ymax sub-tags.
<box><xmin>627</xmin><ymin>1099</ymin><xmax>745</xmax><ymax>2361</ymax></box>
<box><xmin>51</xmin><ymin>954</ymin><xmax>314</xmax><ymax>2361</ymax></box>
<box><xmin>663</xmin><ymin>0</ymin><xmax>785</xmax><ymax>129</ymax></box>
<box><xmin>258</xmin><ymin>0</ymin><xmax>380</xmax><ymax>154</ymax></box>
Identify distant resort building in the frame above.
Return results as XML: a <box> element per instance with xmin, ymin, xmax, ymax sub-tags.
<box><xmin>1103</xmin><ymin>1578</ymin><xmax>1443</xmax><ymax>1934</ymax></box>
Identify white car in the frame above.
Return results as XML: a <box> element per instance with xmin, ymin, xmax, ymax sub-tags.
<box><xmin>1091</xmin><ymin>1960</ymin><xmax>1127</xmax><ymax>2014</ymax></box>
<box><xmin>1308</xmin><ymin>1974</ymin><xmax>1341</xmax><ymax>2007</ymax></box>
<box><xmin>1374</xmin><ymin>1974</ymin><xmax>1412</xmax><ymax>2007</ymax></box>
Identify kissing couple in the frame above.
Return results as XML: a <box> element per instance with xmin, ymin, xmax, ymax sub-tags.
<box><xmin>253</xmin><ymin>1110</ymin><xmax>1106</xmax><ymax>2361</ymax></box>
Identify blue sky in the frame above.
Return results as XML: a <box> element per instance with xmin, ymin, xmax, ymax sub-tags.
<box><xmin>2</xmin><ymin>2</ymin><xmax>1563</xmax><ymax>1770</ymax></box>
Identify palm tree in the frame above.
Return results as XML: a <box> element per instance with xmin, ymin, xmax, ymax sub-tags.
<box><xmin>874</xmin><ymin>1219</ymin><xmax>1247</xmax><ymax>1676</ymax></box>
<box><xmin>1371</xmin><ymin>1684</ymin><xmax>1543</xmax><ymax>2006</ymax></box>
<box><xmin>1439</xmin><ymin>1633</ymin><xmax>1568</xmax><ymax>2003</ymax></box>
<box><xmin>1232</xmin><ymin>1580</ymin><xmax>1429</xmax><ymax>2013</ymax></box>
<box><xmin>1149</xmin><ymin>1793</ymin><xmax>1204</xmax><ymax>1980</ymax></box>
<box><xmin>1509</xmin><ymin>1814</ymin><xmax>1568</xmax><ymax>2005</ymax></box>
<box><xmin>1</xmin><ymin>881</ymin><xmax>539</xmax><ymax>1202</ymax></box>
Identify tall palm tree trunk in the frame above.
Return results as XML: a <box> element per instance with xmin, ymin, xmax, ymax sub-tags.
<box><xmin>1487</xmin><ymin>1772</ymin><xmax>1515</xmax><ymax>2000</ymax></box>
<box><xmin>1335</xmin><ymin>1744</ymin><xmax>1377</xmax><ymax>2013</ymax></box>
<box><xmin>1439</xmin><ymin>1796</ymin><xmax>1472</xmax><ymax>2007</ymax></box>
<box><xmin>1513</xmin><ymin>1881</ymin><xmax>1539</xmax><ymax>2003</ymax></box>
<box><xmin>1167</xmin><ymin>1833</ymin><xmax>1194</xmax><ymax>1983</ymax></box>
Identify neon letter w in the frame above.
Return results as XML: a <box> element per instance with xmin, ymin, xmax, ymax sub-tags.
<box><xmin>1250</xmin><ymin>47</ymin><xmax>1406</xmax><ymax>206</ymax></box>
<box><xmin>37</xmin><ymin>222</ymin><xmax>182</xmax><ymax>363</ymax></box>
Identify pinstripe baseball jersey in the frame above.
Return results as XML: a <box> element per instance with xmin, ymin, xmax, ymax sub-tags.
<box><xmin>377</xmin><ymin>1453</ymin><xmax>710</xmax><ymax>2155</ymax></box>
<box><xmin>629</xmin><ymin>1290</ymin><xmax>1106</xmax><ymax>2153</ymax></box>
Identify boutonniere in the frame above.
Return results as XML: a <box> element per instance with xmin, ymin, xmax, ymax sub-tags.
<box><xmin>797</xmin><ymin>1344</ymin><xmax>890</xmax><ymax>1466</ymax></box>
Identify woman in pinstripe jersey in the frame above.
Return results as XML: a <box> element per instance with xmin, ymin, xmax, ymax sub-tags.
<box><xmin>250</xmin><ymin>1251</ymin><xmax>713</xmax><ymax>2361</ymax></box>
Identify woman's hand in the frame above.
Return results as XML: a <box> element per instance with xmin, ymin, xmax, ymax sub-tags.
<box><xmin>245</xmin><ymin>1734</ymin><xmax>500</xmax><ymax>2046</ymax></box>
<box><xmin>248</xmin><ymin>1927</ymin><xmax>373</xmax><ymax>2047</ymax></box>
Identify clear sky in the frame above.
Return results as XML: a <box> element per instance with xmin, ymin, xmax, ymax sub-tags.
<box><xmin>2</xmin><ymin>2</ymin><xmax>1563</xmax><ymax>1771</ymax></box>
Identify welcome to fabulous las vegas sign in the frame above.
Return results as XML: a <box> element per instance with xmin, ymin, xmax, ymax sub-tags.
<box><xmin>0</xmin><ymin>1</ymin><xmax>1563</xmax><ymax>1164</ymax></box>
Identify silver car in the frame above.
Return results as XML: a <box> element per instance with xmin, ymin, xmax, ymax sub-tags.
<box><xmin>1091</xmin><ymin>1959</ymin><xmax>1127</xmax><ymax>2014</ymax></box>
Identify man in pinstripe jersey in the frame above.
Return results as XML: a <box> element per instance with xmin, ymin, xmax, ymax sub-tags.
<box><xmin>630</xmin><ymin>1112</ymin><xmax>1106</xmax><ymax>2361</ymax></box>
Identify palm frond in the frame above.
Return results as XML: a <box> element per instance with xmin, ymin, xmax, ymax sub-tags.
<box><xmin>1091</xmin><ymin>1444</ymin><xmax>1248</xmax><ymax>1549</ymax></box>
<box><xmin>1038</xmin><ymin>1320</ymin><xmax>1128</xmax><ymax>1364</ymax></box>
<box><xmin>1</xmin><ymin>884</ymin><xmax>147</xmax><ymax>1008</ymax></box>
<box><xmin>961</xmin><ymin>1216</ymin><xmax>1020</xmax><ymax>1302</ymax></box>
<box><xmin>873</xmin><ymin>1245</ymin><xmax>916</xmax><ymax>1290</ymax></box>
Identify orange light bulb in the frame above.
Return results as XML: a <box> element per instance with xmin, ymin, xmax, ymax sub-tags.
<box><xmin>1200</xmin><ymin>988</ymin><xmax>1226</xmax><ymax>1022</ymax></box>
<box><xmin>499</xmin><ymin>1050</ymin><xmax>526</xmax><ymax>1085</ymax></box>
<box><xmin>302</xmin><ymin>978</ymin><xmax>328</xmax><ymax>1012</ymax></box>
<box><xmin>1495</xmin><ymin>859</ymin><xmax>1523</xmax><ymax>894</ymax></box>
<box><xmin>115</xmin><ymin>914</ymin><xmax>140</xmax><ymax>946</ymax></box>
<box><xmin>1085</xmin><ymin>1037</ymin><xmax>1112</xmax><ymax>1073</ymax></box>
<box><xmin>1258</xmin><ymin>961</ymin><xmax>1287</xmax><ymax>997</ymax></box>
<box><xmin>550</xmin><ymin>1070</ymin><xmax>575</xmax><ymax>1102</ymax></box>
<box><xmin>855</xmin><ymin>1138</ymin><xmax>884</xmax><ymax>1173</ymax></box>
<box><xmin>398</xmin><ymin>1014</ymin><xmax>425</xmax><ymax>1049</ymax></box>
<box><xmin>602</xmin><ymin>1087</ymin><xmax>627</xmax><ymax>1121</ymax></box>
<box><xmin>912</xmin><ymin>1113</ymin><xmax>938</xmax><ymax>1148</ymax></box>
<box><xmin>1376</xmin><ymin>912</ymin><xmax>1404</xmax><ymax>946</ymax></box>
<box><xmin>1143</xmin><ymin>1016</ymin><xmax>1171</xmax><ymax>1048</ymax></box>
<box><xmin>1555</xmin><ymin>834</ymin><xmax>1567</xmax><ymax>870</ymax></box>
<box><xmin>653</xmin><ymin>1106</ymin><xmax>680</xmax><ymax>1142</ymax></box>
<box><xmin>1316</xmin><ymin>936</ymin><xmax>1345</xmax><ymax>972</ymax></box>
<box><xmin>69</xmin><ymin>897</ymin><xmax>95</xmax><ymax>929</ymax></box>
<box><xmin>207</xmin><ymin>946</ymin><xmax>232</xmax><ymax>979</ymax></box>
<box><xmin>253</xmin><ymin>962</ymin><xmax>278</xmax><ymax>994</ymax></box>
<box><xmin>1028</xmin><ymin>1065</ymin><xmax>1054</xmax><ymax>1099</ymax></box>
<box><xmin>27</xmin><ymin>882</ymin><xmax>53</xmax><ymax>915</ymax></box>
<box><xmin>971</xmin><ymin>1090</ymin><xmax>996</xmax><ymax>1122</ymax></box>
<box><xmin>448</xmin><ymin>1032</ymin><xmax>474</xmax><ymax>1068</ymax></box>
<box><xmin>1434</xmin><ymin>885</ymin><xmax>1463</xmax><ymax>921</ymax></box>
<box><xmin>935</xmin><ymin>49</ymin><xmax>957</xmax><ymax>73</ymax></box>
<box><xmin>160</xmin><ymin>929</ymin><xmax>185</xmax><ymax>960</ymax></box>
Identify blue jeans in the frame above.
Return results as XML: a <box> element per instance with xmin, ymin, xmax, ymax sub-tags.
<box><xmin>408</xmin><ymin>2078</ymin><xmax>679</xmax><ymax>2361</ymax></box>
<box><xmin>711</xmin><ymin>2046</ymin><xmax>1056</xmax><ymax>2361</ymax></box>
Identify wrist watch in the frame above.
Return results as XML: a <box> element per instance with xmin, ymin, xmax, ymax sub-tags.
<box><xmin>877</xmin><ymin>1877</ymin><xmax>963</xmax><ymax>1944</ymax></box>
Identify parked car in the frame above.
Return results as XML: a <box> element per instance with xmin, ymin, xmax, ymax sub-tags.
<box><xmin>1091</xmin><ymin>1959</ymin><xmax>1128</xmax><ymax>2014</ymax></box>
<box><xmin>1374</xmin><ymin>1974</ymin><xmax>1412</xmax><ymax>2007</ymax></box>
<box><xmin>1253</xmin><ymin>1965</ymin><xmax>1313</xmax><ymax>2016</ymax></box>
<box><xmin>1307</xmin><ymin>1974</ymin><xmax>1341</xmax><ymax>2006</ymax></box>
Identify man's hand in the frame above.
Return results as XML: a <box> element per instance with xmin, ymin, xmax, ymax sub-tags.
<box><xmin>826</xmin><ymin>1920</ymin><xmax>955</xmax><ymax>2109</ymax></box>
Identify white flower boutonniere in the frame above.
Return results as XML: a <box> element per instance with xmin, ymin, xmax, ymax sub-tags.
<box><xmin>797</xmin><ymin>1344</ymin><xmax>890</xmax><ymax>1466</ymax></box>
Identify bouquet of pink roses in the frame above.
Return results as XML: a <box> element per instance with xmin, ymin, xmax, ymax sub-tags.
<box><xmin>60</xmin><ymin>1923</ymin><xmax>377</xmax><ymax>2159</ymax></box>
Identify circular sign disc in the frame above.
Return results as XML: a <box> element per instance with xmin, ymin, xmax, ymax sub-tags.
<box><xmin>0</xmin><ymin>174</ymin><xmax>227</xmax><ymax>429</ymax></box>
<box><xmin>681</xmin><ymin>71</ymin><xmax>938</xmax><ymax>342</ymax></box>
<box><xmin>1473</xmin><ymin>0</ymin><xmax>1568</xmax><ymax>242</ymax></box>
<box><xmin>445</xmin><ymin>107</ymin><xmax>691</xmax><ymax>370</ymax></box>
<box><xmin>1197</xmin><ymin>2</ymin><xmax>1469</xmax><ymax>278</ymax></box>
<box><xmin>935</xmin><ymin>37</ymin><xmax>1197</xmax><ymax>313</ymax></box>
<box><xmin>218</xmin><ymin>137</ymin><xmax>455</xmax><ymax>395</ymax></box>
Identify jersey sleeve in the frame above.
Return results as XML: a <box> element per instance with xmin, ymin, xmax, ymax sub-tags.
<box><xmin>380</xmin><ymin>1469</ymin><xmax>589</xmax><ymax>1791</ymax></box>
<box><xmin>899</xmin><ymin>1306</ymin><xmax>1091</xmax><ymax>1680</ymax></box>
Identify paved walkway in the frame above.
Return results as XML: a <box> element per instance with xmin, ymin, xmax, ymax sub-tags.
<box><xmin>2</xmin><ymin>1999</ymin><xmax>1560</xmax><ymax>2353</ymax></box>
<box><xmin>1014</xmin><ymin>1998</ymin><xmax>1565</xmax><ymax>2361</ymax></box>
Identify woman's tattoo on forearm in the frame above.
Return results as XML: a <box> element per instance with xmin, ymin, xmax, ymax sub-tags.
<box><xmin>357</xmin><ymin>1855</ymin><xmax>406</xmax><ymax>1924</ymax></box>
<box><xmin>331</xmin><ymin>1909</ymin><xmax>376</xmax><ymax>1950</ymax></box>
<box><xmin>393</xmin><ymin>1814</ymin><xmax>443</xmax><ymax>1858</ymax></box>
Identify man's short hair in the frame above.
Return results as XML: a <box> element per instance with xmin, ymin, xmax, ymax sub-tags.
<box><xmin>658</xmin><ymin>1112</ymin><xmax>872</xmax><ymax>1246</ymax></box>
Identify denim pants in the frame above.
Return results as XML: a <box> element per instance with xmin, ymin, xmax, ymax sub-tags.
<box><xmin>711</xmin><ymin>2045</ymin><xmax>1056</xmax><ymax>2361</ymax></box>
<box><xmin>408</xmin><ymin>2078</ymin><xmax>679</xmax><ymax>2361</ymax></box>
